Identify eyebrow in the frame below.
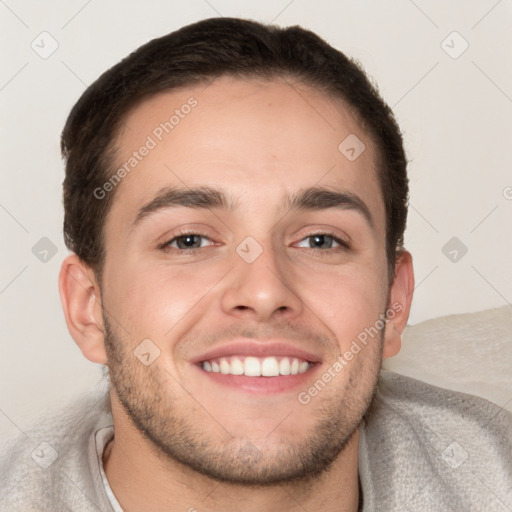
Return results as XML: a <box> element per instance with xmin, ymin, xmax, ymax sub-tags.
<box><xmin>132</xmin><ymin>185</ymin><xmax>374</xmax><ymax>229</ymax></box>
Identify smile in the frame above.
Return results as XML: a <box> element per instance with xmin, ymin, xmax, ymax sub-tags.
<box><xmin>200</xmin><ymin>355</ymin><xmax>312</xmax><ymax>377</ymax></box>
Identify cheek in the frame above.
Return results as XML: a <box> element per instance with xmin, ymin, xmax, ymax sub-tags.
<box><xmin>106</xmin><ymin>261</ymin><xmax>224</xmax><ymax>339</ymax></box>
<box><xmin>297</xmin><ymin>261</ymin><xmax>387</xmax><ymax>348</ymax></box>
<box><xmin>104</xmin><ymin>242</ymin><xmax>388</xmax><ymax>352</ymax></box>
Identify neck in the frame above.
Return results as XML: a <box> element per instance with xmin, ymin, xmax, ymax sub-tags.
<box><xmin>103</xmin><ymin>395</ymin><xmax>361</xmax><ymax>512</ymax></box>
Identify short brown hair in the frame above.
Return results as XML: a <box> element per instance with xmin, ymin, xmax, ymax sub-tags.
<box><xmin>61</xmin><ymin>17</ymin><xmax>408</xmax><ymax>283</ymax></box>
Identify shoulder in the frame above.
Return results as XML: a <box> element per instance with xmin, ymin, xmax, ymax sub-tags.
<box><xmin>372</xmin><ymin>370</ymin><xmax>512</xmax><ymax>430</ymax></box>
<box><xmin>0</xmin><ymin>390</ymin><xmax>112</xmax><ymax>511</ymax></box>
<box><xmin>360</xmin><ymin>370</ymin><xmax>512</xmax><ymax>511</ymax></box>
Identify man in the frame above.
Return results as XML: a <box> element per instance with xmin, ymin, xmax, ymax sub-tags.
<box><xmin>1</xmin><ymin>17</ymin><xmax>510</xmax><ymax>512</ymax></box>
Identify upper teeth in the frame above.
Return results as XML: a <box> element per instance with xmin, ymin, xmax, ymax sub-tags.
<box><xmin>201</xmin><ymin>356</ymin><xmax>311</xmax><ymax>377</ymax></box>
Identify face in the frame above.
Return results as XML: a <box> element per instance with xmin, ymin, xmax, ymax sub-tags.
<box><xmin>100</xmin><ymin>76</ymin><xmax>391</xmax><ymax>484</ymax></box>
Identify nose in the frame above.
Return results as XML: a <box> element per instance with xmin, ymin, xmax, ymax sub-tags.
<box><xmin>220</xmin><ymin>239</ymin><xmax>304</xmax><ymax>322</ymax></box>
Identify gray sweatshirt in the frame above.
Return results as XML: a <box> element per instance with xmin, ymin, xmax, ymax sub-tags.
<box><xmin>1</xmin><ymin>370</ymin><xmax>511</xmax><ymax>511</ymax></box>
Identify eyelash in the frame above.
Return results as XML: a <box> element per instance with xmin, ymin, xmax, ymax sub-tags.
<box><xmin>159</xmin><ymin>230</ymin><xmax>351</xmax><ymax>254</ymax></box>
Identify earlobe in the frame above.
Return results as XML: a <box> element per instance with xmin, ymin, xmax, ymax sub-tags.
<box><xmin>58</xmin><ymin>254</ymin><xmax>107</xmax><ymax>364</ymax></box>
<box><xmin>382</xmin><ymin>250</ymin><xmax>414</xmax><ymax>359</ymax></box>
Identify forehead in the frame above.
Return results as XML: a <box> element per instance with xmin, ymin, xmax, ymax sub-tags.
<box><xmin>107</xmin><ymin>76</ymin><xmax>384</xmax><ymax>233</ymax></box>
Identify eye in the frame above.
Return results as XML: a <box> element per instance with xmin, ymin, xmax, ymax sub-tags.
<box><xmin>296</xmin><ymin>233</ymin><xmax>349</xmax><ymax>251</ymax></box>
<box><xmin>159</xmin><ymin>231</ymin><xmax>349</xmax><ymax>254</ymax></box>
<box><xmin>161</xmin><ymin>233</ymin><xmax>214</xmax><ymax>251</ymax></box>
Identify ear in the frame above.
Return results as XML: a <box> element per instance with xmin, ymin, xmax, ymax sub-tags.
<box><xmin>382</xmin><ymin>250</ymin><xmax>414</xmax><ymax>359</ymax></box>
<box><xmin>58</xmin><ymin>253</ymin><xmax>107</xmax><ymax>364</ymax></box>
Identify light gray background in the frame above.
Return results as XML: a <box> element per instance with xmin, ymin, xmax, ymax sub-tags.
<box><xmin>1</xmin><ymin>0</ymin><xmax>511</xmax><ymax>432</ymax></box>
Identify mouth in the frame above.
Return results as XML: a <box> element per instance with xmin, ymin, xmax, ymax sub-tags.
<box><xmin>194</xmin><ymin>358</ymin><xmax>319</xmax><ymax>394</ymax></box>
<box><xmin>191</xmin><ymin>340</ymin><xmax>322</xmax><ymax>394</ymax></box>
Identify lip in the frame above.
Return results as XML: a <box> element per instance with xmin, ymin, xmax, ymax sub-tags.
<box><xmin>190</xmin><ymin>339</ymin><xmax>323</xmax><ymax>365</ymax></box>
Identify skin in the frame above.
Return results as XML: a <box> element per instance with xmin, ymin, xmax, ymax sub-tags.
<box><xmin>59</xmin><ymin>76</ymin><xmax>414</xmax><ymax>512</ymax></box>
